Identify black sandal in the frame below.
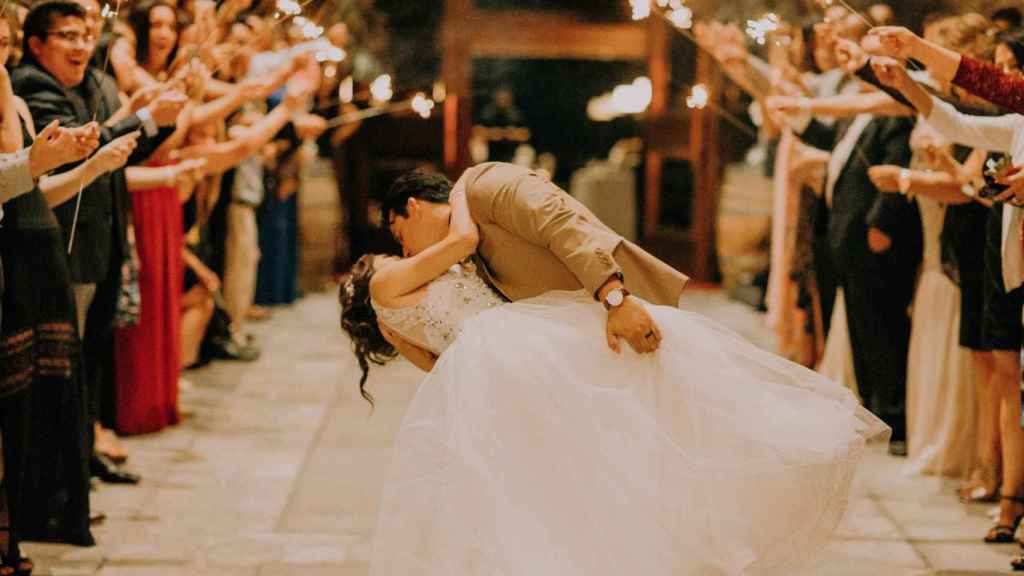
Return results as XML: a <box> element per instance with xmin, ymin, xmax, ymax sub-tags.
<box><xmin>986</xmin><ymin>495</ymin><xmax>1024</xmax><ymax>543</ymax></box>
<box><xmin>1012</xmin><ymin>554</ymin><xmax>1024</xmax><ymax>571</ymax></box>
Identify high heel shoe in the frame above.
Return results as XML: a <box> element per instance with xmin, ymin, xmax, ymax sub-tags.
<box><xmin>985</xmin><ymin>494</ymin><xmax>1024</xmax><ymax>543</ymax></box>
<box><xmin>960</xmin><ymin>462</ymin><xmax>1001</xmax><ymax>503</ymax></box>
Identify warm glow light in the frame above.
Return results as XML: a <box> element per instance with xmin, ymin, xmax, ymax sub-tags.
<box><xmin>587</xmin><ymin>94</ymin><xmax>617</xmax><ymax>122</ymax></box>
<box><xmin>629</xmin><ymin>0</ymin><xmax>651</xmax><ymax>20</ymax></box>
<box><xmin>370</xmin><ymin>74</ymin><xmax>394</xmax><ymax>103</ymax></box>
<box><xmin>275</xmin><ymin>0</ymin><xmax>301</xmax><ymax>16</ymax></box>
<box><xmin>324</xmin><ymin>64</ymin><xmax>337</xmax><ymax>79</ymax></box>
<box><xmin>667</xmin><ymin>6</ymin><xmax>693</xmax><ymax>29</ymax></box>
<box><xmin>746</xmin><ymin>13</ymin><xmax>781</xmax><ymax>46</ymax></box>
<box><xmin>411</xmin><ymin>93</ymin><xmax>435</xmax><ymax>119</ymax></box>
<box><xmin>339</xmin><ymin>76</ymin><xmax>354</xmax><ymax>104</ymax></box>
<box><xmin>610</xmin><ymin>77</ymin><xmax>652</xmax><ymax>115</ymax></box>
<box><xmin>432</xmin><ymin>81</ymin><xmax>447</xmax><ymax>103</ymax></box>
<box><xmin>316</xmin><ymin>45</ymin><xmax>346</xmax><ymax>63</ymax></box>
<box><xmin>686</xmin><ymin>84</ymin><xmax>709</xmax><ymax>109</ymax></box>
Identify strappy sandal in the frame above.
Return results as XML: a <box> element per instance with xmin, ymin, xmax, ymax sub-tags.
<box><xmin>960</xmin><ymin>462</ymin><xmax>1001</xmax><ymax>503</ymax></box>
<box><xmin>985</xmin><ymin>495</ymin><xmax>1024</xmax><ymax>543</ymax></box>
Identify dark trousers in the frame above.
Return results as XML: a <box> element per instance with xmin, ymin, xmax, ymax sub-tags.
<box><xmin>842</xmin><ymin>270</ymin><xmax>913</xmax><ymax>441</ymax></box>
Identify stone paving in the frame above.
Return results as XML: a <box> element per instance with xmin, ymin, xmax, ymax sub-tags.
<box><xmin>22</xmin><ymin>289</ymin><xmax>1024</xmax><ymax>575</ymax></box>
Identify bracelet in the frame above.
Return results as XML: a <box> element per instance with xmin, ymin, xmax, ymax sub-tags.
<box><xmin>897</xmin><ymin>168</ymin><xmax>913</xmax><ymax>196</ymax></box>
<box><xmin>962</xmin><ymin>183</ymin><xmax>978</xmax><ymax>198</ymax></box>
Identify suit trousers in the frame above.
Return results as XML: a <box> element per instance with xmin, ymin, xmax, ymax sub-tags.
<box><xmin>841</xmin><ymin>269</ymin><xmax>912</xmax><ymax>441</ymax></box>
<box><xmin>223</xmin><ymin>202</ymin><xmax>260</xmax><ymax>327</ymax></box>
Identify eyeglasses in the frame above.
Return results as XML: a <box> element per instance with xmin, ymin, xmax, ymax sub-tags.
<box><xmin>46</xmin><ymin>30</ymin><xmax>96</xmax><ymax>46</ymax></box>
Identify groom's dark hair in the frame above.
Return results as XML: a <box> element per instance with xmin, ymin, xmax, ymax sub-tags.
<box><xmin>382</xmin><ymin>170</ymin><xmax>453</xmax><ymax>221</ymax></box>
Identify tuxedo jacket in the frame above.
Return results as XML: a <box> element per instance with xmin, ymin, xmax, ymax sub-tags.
<box><xmin>12</xmin><ymin>59</ymin><xmax>170</xmax><ymax>284</ymax></box>
<box><xmin>463</xmin><ymin>162</ymin><xmax>689</xmax><ymax>307</ymax></box>
<box><xmin>801</xmin><ymin>116</ymin><xmax>923</xmax><ymax>286</ymax></box>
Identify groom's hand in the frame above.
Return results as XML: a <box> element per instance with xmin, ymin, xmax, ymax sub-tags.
<box><xmin>606</xmin><ymin>298</ymin><xmax>662</xmax><ymax>354</ymax></box>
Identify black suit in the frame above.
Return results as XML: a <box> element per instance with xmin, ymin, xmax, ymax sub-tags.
<box><xmin>12</xmin><ymin>59</ymin><xmax>170</xmax><ymax>434</ymax></box>
<box><xmin>802</xmin><ymin>116</ymin><xmax>923</xmax><ymax>440</ymax></box>
<box><xmin>12</xmin><ymin>59</ymin><xmax>166</xmax><ymax>284</ymax></box>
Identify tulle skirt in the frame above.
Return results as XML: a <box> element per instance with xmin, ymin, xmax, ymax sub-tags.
<box><xmin>370</xmin><ymin>291</ymin><xmax>888</xmax><ymax>576</ymax></box>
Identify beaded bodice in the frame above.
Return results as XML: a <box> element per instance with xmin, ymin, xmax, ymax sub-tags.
<box><xmin>372</xmin><ymin>261</ymin><xmax>505</xmax><ymax>356</ymax></box>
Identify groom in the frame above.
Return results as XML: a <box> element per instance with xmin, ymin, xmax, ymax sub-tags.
<box><xmin>382</xmin><ymin>162</ymin><xmax>689</xmax><ymax>354</ymax></box>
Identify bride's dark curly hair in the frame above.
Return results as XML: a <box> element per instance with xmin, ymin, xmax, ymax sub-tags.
<box><xmin>339</xmin><ymin>254</ymin><xmax>397</xmax><ymax>408</ymax></box>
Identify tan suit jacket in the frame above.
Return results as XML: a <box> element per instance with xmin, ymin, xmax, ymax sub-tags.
<box><xmin>463</xmin><ymin>162</ymin><xmax>689</xmax><ymax>306</ymax></box>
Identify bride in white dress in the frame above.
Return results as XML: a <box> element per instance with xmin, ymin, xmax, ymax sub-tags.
<box><xmin>339</xmin><ymin>183</ymin><xmax>888</xmax><ymax>575</ymax></box>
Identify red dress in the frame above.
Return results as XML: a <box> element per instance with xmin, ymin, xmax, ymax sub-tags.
<box><xmin>953</xmin><ymin>55</ymin><xmax>1024</xmax><ymax>115</ymax></box>
<box><xmin>114</xmin><ymin>174</ymin><xmax>182</xmax><ymax>435</ymax></box>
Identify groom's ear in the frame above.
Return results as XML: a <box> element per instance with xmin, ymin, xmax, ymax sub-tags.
<box><xmin>406</xmin><ymin>197</ymin><xmax>420</xmax><ymax>219</ymax></box>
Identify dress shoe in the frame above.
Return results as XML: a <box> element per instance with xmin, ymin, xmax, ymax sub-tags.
<box><xmin>207</xmin><ymin>336</ymin><xmax>260</xmax><ymax>362</ymax></box>
<box><xmin>888</xmin><ymin>441</ymin><xmax>908</xmax><ymax>457</ymax></box>
<box><xmin>90</xmin><ymin>453</ymin><xmax>141</xmax><ymax>485</ymax></box>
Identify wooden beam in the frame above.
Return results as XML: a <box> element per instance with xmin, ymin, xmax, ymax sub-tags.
<box><xmin>462</xmin><ymin>10</ymin><xmax>647</xmax><ymax>61</ymax></box>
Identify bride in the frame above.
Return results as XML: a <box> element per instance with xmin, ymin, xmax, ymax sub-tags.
<box><xmin>339</xmin><ymin>169</ymin><xmax>887</xmax><ymax>575</ymax></box>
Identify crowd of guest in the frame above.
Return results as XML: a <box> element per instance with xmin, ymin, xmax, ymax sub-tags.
<box><xmin>0</xmin><ymin>0</ymin><xmax>349</xmax><ymax>571</ymax></box>
<box><xmin>696</xmin><ymin>2</ymin><xmax>1024</xmax><ymax>570</ymax></box>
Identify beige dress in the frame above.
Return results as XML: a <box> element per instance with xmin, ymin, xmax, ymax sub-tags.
<box><xmin>903</xmin><ymin>195</ymin><xmax>976</xmax><ymax>477</ymax></box>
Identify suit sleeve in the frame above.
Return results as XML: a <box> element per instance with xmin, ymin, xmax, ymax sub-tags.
<box><xmin>466</xmin><ymin>164</ymin><xmax>624</xmax><ymax>297</ymax></box>
<box><xmin>798</xmin><ymin>118</ymin><xmax>838</xmax><ymax>152</ymax></box>
<box><xmin>866</xmin><ymin>117</ymin><xmax>915</xmax><ymax>236</ymax></box>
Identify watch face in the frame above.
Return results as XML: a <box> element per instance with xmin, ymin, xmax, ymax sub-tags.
<box><xmin>606</xmin><ymin>290</ymin><xmax>624</xmax><ymax>307</ymax></box>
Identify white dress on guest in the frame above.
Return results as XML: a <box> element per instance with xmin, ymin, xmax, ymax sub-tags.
<box><xmin>369</xmin><ymin>262</ymin><xmax>887</xmax><ymax>576</ymax></box>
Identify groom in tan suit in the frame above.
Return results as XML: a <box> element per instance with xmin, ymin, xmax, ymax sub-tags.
<box><xmin>383</xmin><ymin>162</ymin><xmax>689</xmax><ymax>354</ymax></box>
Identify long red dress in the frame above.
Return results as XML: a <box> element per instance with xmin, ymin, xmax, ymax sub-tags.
<box><xmin>114</xmin><ymin>176</ymin><xmax>181</xmax><ymax>435</ymax></box>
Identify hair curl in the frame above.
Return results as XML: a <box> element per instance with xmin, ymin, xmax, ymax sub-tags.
<box><xmin>339</xmin><ymin>254</ymin><xmax>397</xmax><ymax>408</ymax></box>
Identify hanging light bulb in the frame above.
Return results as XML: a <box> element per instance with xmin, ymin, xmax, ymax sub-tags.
<box><xmin>411</xmin><ymin>93</ymin><xmax>435</xmax><ymax>119</ymax></box>
<box><xmin>686</xmin><ymin>84</ymin><xmax>709</xmax><ymax>109</ymax></box>
<box><xmin>370</xmin><ymin>74</ymin><xmax>394</xmax><ymax>103</ymax></box>
<box><xmin>629</xmin><ymin>0</ymin><xmax>651</xmax><ymax>20</ymax></box>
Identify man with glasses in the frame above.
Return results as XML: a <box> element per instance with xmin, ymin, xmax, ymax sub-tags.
<box><xmin>11</xmin><ymin>1</ymin><xmax>183</xmax><ymax>485</ymax></box>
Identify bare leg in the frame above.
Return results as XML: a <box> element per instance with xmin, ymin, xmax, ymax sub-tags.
<box><xmin>180</xmin><ymin>285</ymin><xmax>215</xmax><ymax>369</ymax></box>
<box><xmin>987</xmin><ymin>349</ymin><xmax>1024</xmax><ymax>539</ymax></box>
<box><xmin>963</xmin><ymin>351</ymin><xmax>1001</xmax><ymax>500</ymax></box>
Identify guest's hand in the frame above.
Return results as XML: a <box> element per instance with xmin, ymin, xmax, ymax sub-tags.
<box><xmin>194</xmin><ymin>261</ymin><xmax>221</xmax><ymax>293</ymax></box>
<box><xmin>868</xmin><ymin>165</ymin><xmax>902</xmax><ymax>193</ymax></box>
<box><xmin>994</xmin><ymin>166</ymin><xmax>1024</xmax><ymax>205</ymax></box>
<box><xmin>169</xmin><ymin>158</ymin><xmax>208</xmax><ymax>189</ymax></box>
<box><xmin>862</xmin><ymin>26</ymin><xmax>919</xmax><ymax>59</ymax></box>
<box><xmin>28</xmin><ymin>120</ymin><xmax>100</xmax><ymax>177</ymax></box>
<box><xmin>870</xmin><ymin>56</ymin><xmax>912</xmax><ymax>89</ymax></box>
<box><xmin>835</xmin><ymin>38</ymin><xmax>868</xmax><ymax>74</ymax></box>
<box><xmin>606</xmin><ymin>296</ymin><xmax>661</xmax><ymax>354</ymax></box>
<box><xmin>766</xmin><ymin>95</ymin><xmax>807</xmax><ymax>117</ymax></box>
<box><xmin>146</xmin><ymin>90</ymin><xmax>188</xmax><ymax>127</ymax></box>
<box><xmin>88</xmin><ymin>130</ymin><xmax>140</xmax><ymax>175</ymax></box>
<box><xmin>293</xmin><ymin>113</ymin><xmax>327</xmax><ymax>140</ymax></box>
<box><xmin>868</xmin><ymin>227</ymin><xmax>893</xmax><ymax>253</ymax></box>
<box><xmin>129</xmin><ymin>84</ymin><xmax>163</xmax><ymax>113</ymax></box>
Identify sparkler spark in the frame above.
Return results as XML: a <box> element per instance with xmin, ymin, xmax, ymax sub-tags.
<box><xmin>629</xmin><ymin>0</ymin><xmax>651</xmax><ymax>21</ymax></box>
<box><xmin>745</xmin><ymin>13</ymin><xmax>780</xmax><ymax>46</ymax></box>
<box><xmin>686</xmin><ymin>84</ymin><xmax>709</xmax><ymax>109</ymax></box>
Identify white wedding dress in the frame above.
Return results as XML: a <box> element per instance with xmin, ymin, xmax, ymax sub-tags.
<box><xmin>370</xmin><ymin>262</ymin><xmax>888</xmax><ymax>576</ymax></box>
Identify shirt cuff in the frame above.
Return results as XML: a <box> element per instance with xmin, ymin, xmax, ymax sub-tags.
<box><xmin>136</xmin><ymin>107</ymin><xmax>159</xmax><ymax>137</ymax></box>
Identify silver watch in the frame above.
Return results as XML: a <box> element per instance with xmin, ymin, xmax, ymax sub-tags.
<box><xmin>602</xmin><ymin>288</ymin><xmax>630</xmax><ymax>310</ymax></box>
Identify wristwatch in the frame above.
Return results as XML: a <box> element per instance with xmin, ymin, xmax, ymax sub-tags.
<box><xmin>602</xmin><ymin>288</ymin><xmax>631</xmax><ymax>311</ymax></box>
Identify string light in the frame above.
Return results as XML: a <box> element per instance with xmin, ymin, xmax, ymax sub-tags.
<box><xmin>629</xmin><ymin>0</ymin><xmax>651</xmax><ymax>21</ymax></box>
<box><xmin>666</xmin><ymin>6</ymin><xmax>692</xmax><ymax>30</ymax></box>
<box><xmin>745</xmin><ymin>13</ymin><xmax>780</xmax><ymax>46</ymax></box>
<box><xmin>369</xmin><ymin>74</ymin><xmax>394</xmax><ymax>103</ymax></box>
<box><xmin>685</xmin><ymin>84</ymin><xmax>708</xmax><ymax>109</ymax></box>
<box><xmin>432</xmin><ymin>81</ymin><xmax>447</xmax><ymax>103</ymax></box>
<box><xmin>611</xmin><ymin>77</ymin><xmax>652</xmax><ymax>115</ymax></box>
<box><xmin>275</xmin><ymin>0</ymin><xmax>301</xmax><ymax>16</ymax></box>
<box><xmin>411</xmin><ymin>93</ymin><xmax>435</xmax><ymax>119</ymax></box>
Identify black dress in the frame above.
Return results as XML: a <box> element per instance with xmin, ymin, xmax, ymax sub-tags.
<box><xmin>0</xmin><ymin>124</ymin><xmax>93</xmax><ymax>551</ymax></box>
<box><xmin>982</xmin><ymin>200</ymin><xmax>1024</xmax><ymax>352</ymax></box>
